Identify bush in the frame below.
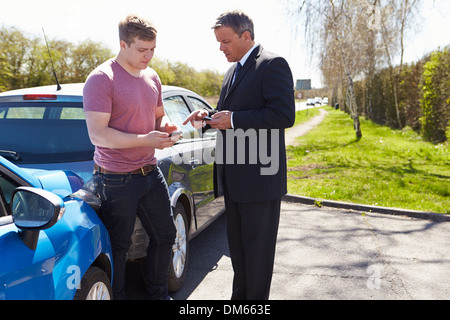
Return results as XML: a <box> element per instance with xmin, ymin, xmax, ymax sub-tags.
<box><xmin>150</xmin><ymin>57</ymin><xmax>223</xmax><ymax>97</ymax></box>
<box><xmin>352</xmin><ymin>46</ymin><xmax>449</xmax><ymax>143</ymax></box>
<box><xmin>0</xmin><ymin>25</ymin><xmax>113</xmax><ymax>91</ymax></box>
<box><xmin>420</xmin><ymin>47</ymin><xmax>450</xmax><ymax>143</ymax></box>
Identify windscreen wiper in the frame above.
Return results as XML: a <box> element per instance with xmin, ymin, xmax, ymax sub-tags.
<box><xmin>0</xmin><ymin>150</ymin><xmax>21</xmax><ymax>161</ymax></box>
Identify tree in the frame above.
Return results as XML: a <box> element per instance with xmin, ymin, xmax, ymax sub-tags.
<box><xmin>151</xmin><ymin>57</ymin><xmax>176</xmax><ymax>84</ymax></box>
<box><xmin>0</xmin><ymin>26</ymin><xmax>30</xmax><ymax>90</ymax></box>
<box><xmin>150</xmin><ymin>57</ymin><xmax>223</xmax><ymax>97</ymax></box>
<box><xmin>0</xmin><ymin>46</ymin><xmax>9</xmax><ymax>91</ymax></box>
<box><xmin>0</xmin><ymin>26</ymin><xmax>114</xmax><ymax>91</ymax></box>
<box><xmin>0</xmin><ymin>25</ymin><xmax>223</xmax><ymax>97</ymax></box>
<box><xmin>420</xmin><ymin>47</ymin><xmax>450</xmax><ymax>143</ymax></box>
<box><xmin>289</xmin><ymin>0</ymin><xmax>368</xmax><ymax>139</ymax></box>
<box><xmin>24</xmin><ymin>37</ymin><xmax>55</xmax><ymax>87</ymax></box>
<box><xmin>288</xmin><ymin>0</ymin><xmax>424</xmax><ymax>136</ymax></box>
<box><xmin>70</xmin><ymin>39</ymin><xmax>113</xmax><ymax>83</ymax></box>
<box><xmin>379</xmin><ymin>0</ymin><xmax>421</xmax><ymax>128</ymax></box>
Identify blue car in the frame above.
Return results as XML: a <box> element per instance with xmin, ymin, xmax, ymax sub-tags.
<box><xmin>0</xmin><ymin>156</ymin><xmax>113</xmax><ymax>299</ymax></box>
<box><xmin>0</xmin><ymin>83</ymin><xmax>224</xmax><ymax>295</ymax></box>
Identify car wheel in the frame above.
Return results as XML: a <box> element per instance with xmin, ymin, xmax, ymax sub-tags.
<box><xmin>74</xmin><ymin>266</ymin><xmax>112</xmax><ymax>300</ymax></box>
<box><xmin>168</xmin><ymin>202</ymin><xmax>189</xmax><ymax>292</ymax></box>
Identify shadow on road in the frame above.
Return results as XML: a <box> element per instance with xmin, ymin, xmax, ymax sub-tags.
<box><xmin>125</xmin><ymin>213</ymin><xmax>229</xmax><ymax>300</ymax></box>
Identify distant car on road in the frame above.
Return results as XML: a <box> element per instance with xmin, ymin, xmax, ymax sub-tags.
<box><xmin>306</xmin><ymin>98</ymin><xmax>315</xmax><ymax>106</ymax></box>
<box><xmin>314</xmin><ymin>97</ymin><xmax>322</xmax><ymax>105</ymax></box>
<box><xmin>322</xmin><ymin>97</ymin><xmax>329</xmax><ymax>105</ymax></box>
<box><xmin>0</xmin><ymin>83</ymin><xmax>225</xmax><ymax>293</ymax></box>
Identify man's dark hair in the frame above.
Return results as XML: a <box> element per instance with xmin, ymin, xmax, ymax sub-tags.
<box><xmin>212</xmin><ymin>10</ymin><xmax>255</xmax><ymax>40</ymax></box>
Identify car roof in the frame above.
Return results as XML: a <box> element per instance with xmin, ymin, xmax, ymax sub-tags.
<box><xmin>0</xmin><ymin>83</ymin><xmax>201</xmax><ymax>102</ymax></box>
<box><xmin>0</xmin><ymin>83</ymin><xmax>85</xmax><ymax>102</ymax></box>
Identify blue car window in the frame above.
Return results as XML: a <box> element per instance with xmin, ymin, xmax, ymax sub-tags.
<box><xmin>0</xmin><ymin>102</ymin><xmax>94</xmax><ymax>164</ymax></box>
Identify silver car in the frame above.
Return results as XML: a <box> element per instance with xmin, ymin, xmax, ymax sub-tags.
<box><xmin>0</xmin><ymin>83</ymin><xmax>225</xmax><ymax>292</ymax></box>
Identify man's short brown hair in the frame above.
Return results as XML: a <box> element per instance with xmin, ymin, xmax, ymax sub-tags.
<box><xmin>119</xmin><ymin>14</ymin><xmax>157</xmax><ymax>46</ymax></box>
<box><xmin>212</xmin><ymin>10</ymin><xmax>255</xmax><ymax>40</ymax></box>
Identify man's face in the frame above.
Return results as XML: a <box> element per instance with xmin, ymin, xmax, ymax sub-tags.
<box><xmin>214</xmin><ymin>26</ymin><xmax>251</xmax><ymax>63</ymax></box>
<box><xmin>120</xmin><ymin>37</ymin><xmax>156</xmax><ymax>71</ymax></box>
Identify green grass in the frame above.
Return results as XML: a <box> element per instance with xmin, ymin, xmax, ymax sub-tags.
<box><xmin>293</xmin><ymin>106</ymin><xmax>322</xmax><ymax>126</ymax></box>
<box><xmin>287</xmin><ymin>106</ymin><xmax>450</xmax><ymax>214</ymax></box>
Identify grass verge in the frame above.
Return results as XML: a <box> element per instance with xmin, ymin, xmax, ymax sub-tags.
<box><xmin>287</xmin><ymin>106</ymin><xmax>450</xmax><ymax>214</ymax></box>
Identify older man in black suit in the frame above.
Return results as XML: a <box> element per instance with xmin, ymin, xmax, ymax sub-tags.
<box><xmin>184</xmin><ymin>10</ymin><xmax>295</xmax><ymax>300</ymax></box>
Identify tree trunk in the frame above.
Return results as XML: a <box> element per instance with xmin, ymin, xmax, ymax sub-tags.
<box><xmin>334</xmin><ymin>32</ymin><xmax>362</xmax><ymax>139</ymax></box>
<box><xmin>347</xmin><ymin>74</ymin><xmax>362</xmax><ymax>139</ymax></box>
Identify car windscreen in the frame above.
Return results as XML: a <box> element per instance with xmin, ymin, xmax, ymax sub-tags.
<box><xmin>0</xmin><ymin>102</ymin><xmax>94</xmax><ymax>164</ymax></box>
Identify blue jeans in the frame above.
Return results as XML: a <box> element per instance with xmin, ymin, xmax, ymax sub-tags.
<box><xmin>94</xmin><ymin>167</ymin><xmax>176</xmax><ymax>300</ymax></box>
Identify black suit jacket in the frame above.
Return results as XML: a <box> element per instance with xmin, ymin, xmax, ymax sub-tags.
<box><xmin>213</xmin><ymin>45</ymin><xmax>295</xmax><ymax>203</ymax></box>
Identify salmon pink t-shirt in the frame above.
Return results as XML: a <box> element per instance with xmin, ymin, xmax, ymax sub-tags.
<box><xmin>83</xmin><ymin>59</ymin><xmax>162</xmax><ymax>172</ymax></box>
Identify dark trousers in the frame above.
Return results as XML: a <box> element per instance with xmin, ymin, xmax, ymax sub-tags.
<box><xmin>94</xmin><ymin>167</ymin><xmax>176</xmax><ymax>300</ymax></box>
<box><xmin>224</xmin><ymin>184</ymin><xmax>281</xmax><ymax>300</ymax></box>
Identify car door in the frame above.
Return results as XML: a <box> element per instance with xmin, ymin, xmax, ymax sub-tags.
<box><xmin>162</xmin><ymin>94</ymin><xmax>219</xmax><ymax>232</ymax></box>
<box><xmin>185</xmin><ymin>95</ymin><xmax>224</xmax><ymax>230</ymax></box>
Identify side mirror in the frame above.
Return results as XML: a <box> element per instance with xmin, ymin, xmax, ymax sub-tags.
<box><xmin>11</xmin><ymin>187</ymin><xmax>65</xmax><ymax>250</ymax></box>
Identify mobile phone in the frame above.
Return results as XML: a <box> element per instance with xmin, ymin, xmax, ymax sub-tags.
<box><xmin>169</xmin><ymin>131</ymin><xmax>182</xmax><ymax>137</ymax></box>
<box><xmin>202</xmin><ymin>116</ymin><xmax>213</xmax><ymax>121</ymax></box>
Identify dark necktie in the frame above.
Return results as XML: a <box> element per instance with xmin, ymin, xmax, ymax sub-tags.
<box><xmin>232</xmin><ymin>62</ymin><xmax>242</xmax><ymax>85</ymax></box>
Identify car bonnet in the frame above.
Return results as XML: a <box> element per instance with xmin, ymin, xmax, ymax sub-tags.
<box><xmin>23</xmin><ymin>169</ymin><xmax>84</xmax><ymax>198</ymax></box>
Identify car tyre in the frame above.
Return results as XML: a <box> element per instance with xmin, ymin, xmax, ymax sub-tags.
<box><xmin>74</xmin><ymin>266</ymin><xmax>113</xmax><ymax>300</ymax></box>
<box><xmin>168</xmin><ymin>202</ymin><xmax>189</xmax><ymax>292</ymax></box>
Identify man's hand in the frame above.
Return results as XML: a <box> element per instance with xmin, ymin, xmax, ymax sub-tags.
<box><xmin>183</xmin><ymin>109</ymin><xmax>233</xmax><ymax>130</ymax></box>
<box><xmin>141</xmin><ymin>131</ymin><xmax>176</xmax><ymax>150</ymax></box>
<box><xmin>207</xmin><ymin>111</ymin><xmax>232</xmax><ymax>130</ymax></box>
<box><xmin>164</xmin><ymin>121</ymin><xmax>179</xmax><ymax>135</ymax></box>
<box><xmin>182</xmin><ymin>109</ymin><xmax>210</xmax><ymax>127</ymax></box>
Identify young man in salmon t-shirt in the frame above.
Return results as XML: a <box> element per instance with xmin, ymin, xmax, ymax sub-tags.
<box><xmin>83</xmin><ymin>15</ymin><xmax>178</xmax><ymax>300</ymax></box>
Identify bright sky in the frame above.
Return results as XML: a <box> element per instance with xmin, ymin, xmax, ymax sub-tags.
<box><xmin>1</xmin><ymin>0</ymin><xmax>449</xmax><ymax>88</ymax></box>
